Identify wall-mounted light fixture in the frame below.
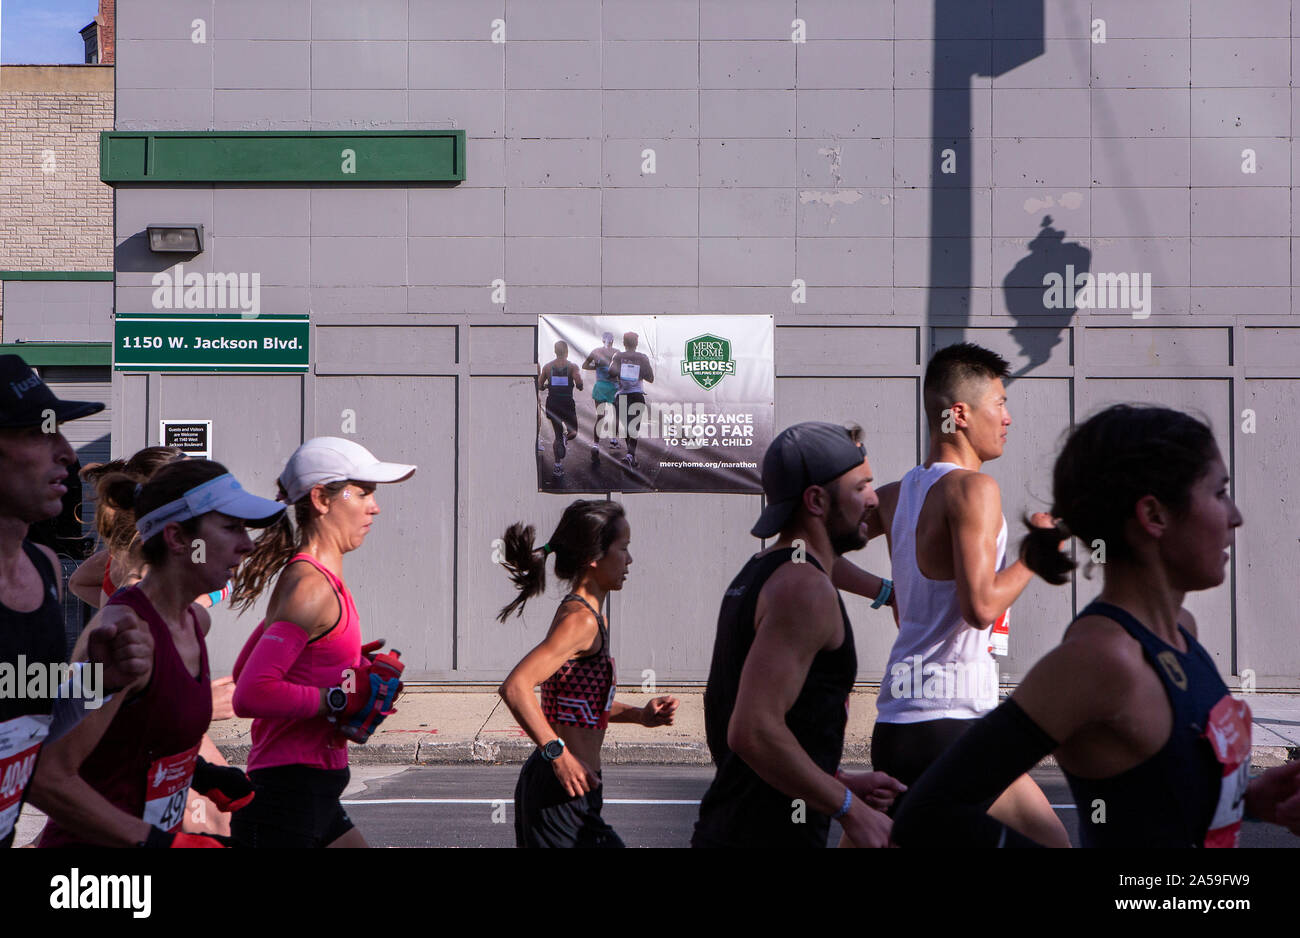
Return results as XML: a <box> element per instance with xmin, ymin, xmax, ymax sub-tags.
<box><xmin>146</xmin><ymin>224</ymin><xmax>204</xmax><ymax>253</ymax></box>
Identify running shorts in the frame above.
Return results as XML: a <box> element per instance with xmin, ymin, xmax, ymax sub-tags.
<box><xmin>514</xmin><ymin>750</ymin><xmax>625</xmax><ymax>848</ymax></box>
<box><xmin>871</xmin><ymin>718</ymin><xmax>997</xmax><ymax>816</ymax></box>
<box><xmin>545</xmin><ymin>395</ymin><xmax>578</xmax><ymax>429</ymax></box>
<box><xmin>229</xmin><ymin>765</ymin><xmax>355</xmax><ymax>848</ymax></box>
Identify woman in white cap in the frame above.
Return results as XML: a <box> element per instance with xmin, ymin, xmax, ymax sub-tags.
<box><xmin>32</xmin><ymin>458</ymin><xmax>284</xmax><ymax>847</ymax></box>
<box><xmin>227</xmin><ymin>437</ymin><xmax>415</xmax><ymax>848</ymax></box>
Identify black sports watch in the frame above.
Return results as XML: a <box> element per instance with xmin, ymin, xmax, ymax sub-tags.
<box><xmin>540</xmin><ymin>738</ymin><xmax>566</xmax><ymax>761</ymax></box>
<box><xmin>326</xmin><ymin>687</ymin><xmax>348</xmax><ymax>714</ymax></box>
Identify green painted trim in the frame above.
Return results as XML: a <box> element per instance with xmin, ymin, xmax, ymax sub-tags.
<box><xmin>0</xmin><ymin>342</ymin><xmax>112</xmax><ymax>366</ymax></box>
<box><xmin>0</xmin><ymin>271</ymin><xmax>113</xmax><ymax>281</ymax></box>
<box><xmin>100</xmin><ymin>130</ymin><xmax>467</xmax><ymax>183</ymax></box>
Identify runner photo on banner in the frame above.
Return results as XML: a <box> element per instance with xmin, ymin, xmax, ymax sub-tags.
<box><xmin>536</xmin><ymin>315</ymin><xmax>774</xmax><ymax>494</ymax></box>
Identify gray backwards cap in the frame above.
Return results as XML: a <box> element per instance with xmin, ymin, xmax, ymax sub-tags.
<box><xmin>750</xmin><ymin>422</ymin><xmax>866</xmax><ymax>539</ymax></box>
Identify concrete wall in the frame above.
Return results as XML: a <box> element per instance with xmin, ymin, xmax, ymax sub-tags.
<box><xmin>111</xmin><ymin>0</ymin><xmax>1300</xmax><ymax>687</ymax></box>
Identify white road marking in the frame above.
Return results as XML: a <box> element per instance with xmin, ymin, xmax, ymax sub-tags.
<box><xmin>343</xmin><ymin>798</ymin><xmax>699</xmax><ymax>806</ymax></box>
<box><xmin>343</xmin><ymin>798</ymin><xmax>1079</xmax><ymax>809</ymax></box>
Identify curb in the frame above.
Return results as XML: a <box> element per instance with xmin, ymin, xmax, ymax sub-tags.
<box><xmin>213</xmin><ymin>737</ymin><xmax>1299</xmax><ymax>770</ymax></box>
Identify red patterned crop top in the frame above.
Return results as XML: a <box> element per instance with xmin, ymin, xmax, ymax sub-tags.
<box><xmin>540</xmin><ymin>594</ymin><xmax>616</xmax><ymax>730</ymax></box>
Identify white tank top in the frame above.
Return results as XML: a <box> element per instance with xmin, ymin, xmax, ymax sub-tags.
<box><xmin>875</xmin><ymin>463</ymin><xmax>1007</xmax><ymax>723</ymax></box>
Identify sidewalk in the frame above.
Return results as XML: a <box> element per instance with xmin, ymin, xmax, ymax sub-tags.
<box><xmin>212</xmin><ymin>687</ymin><xmax>1300</xmax><ymax>769</ymax></box>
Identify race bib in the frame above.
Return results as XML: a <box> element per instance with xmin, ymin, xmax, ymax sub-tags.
<box><xmin>550</xmin><ymin>373</ymin><xmax>569</xmax><ymax>387</ymax></box>
<box><xmin>0</xmin><ymin>714</ymin><xmax>50</xmax><ymax>842</ymax></box>
<box><xmin>620</xmin><ymin>362</ymin><xmax>641</xmax><ymax>382</ymax></box>
<box><xmin>988</xmin><ymin>609</ymin><xmax>1010</xmax><ymax>657</ymax></box>
<box><xmin>143</xmin><ymin>743</ymin><xmax>200</xmax><ymax>833</ymax></box>
<box><xmin>1202</xmin><ymin>696</ymin><xmax>1252</xmax><ymax>848</ymax></box>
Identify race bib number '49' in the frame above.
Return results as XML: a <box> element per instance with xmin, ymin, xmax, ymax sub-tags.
<box><xmin>143</xmin><ymin>743</ymin><xmax>201</xmax><ymax>833</ymax></box>
<box><xmin>0</xmin><ymin>714</ymin><xmax>51</xmax><ymax>842</ymax></box>
<box><xmin>1203</xmin><ymin>696</ymin><xmax>1252</xmax><ymax>848</ymax></box>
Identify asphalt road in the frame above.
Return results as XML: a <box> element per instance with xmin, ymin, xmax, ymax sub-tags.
<box><xmin>341</xmin><ymin>765</ymin><xmax>1299</xmax><ymax>849</ymax></box>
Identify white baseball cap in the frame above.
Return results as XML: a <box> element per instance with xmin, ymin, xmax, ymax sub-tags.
<box><xmin>278</xmin><ymin>437</ymin><xmax>416</xmax><ymax>504</ymax></box>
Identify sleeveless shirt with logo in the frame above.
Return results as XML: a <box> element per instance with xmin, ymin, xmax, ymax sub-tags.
<box><xmin>1065</xmin><ymin>601</ymin><xmax>1251</xmax><ymax>848</ymax></box>
<box><xmin>540</xmin><ymin>594</ymin><xmax>615</xmax><ymax>730</ymax></box>
<box><xmin>38</xmin><ymin>585</ymin><xmax>212</xmax><ymax>846</ymax></box>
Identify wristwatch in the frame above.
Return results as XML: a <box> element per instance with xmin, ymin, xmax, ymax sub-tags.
<box><xmin>326</xmin><ymin>687</ymin><xmax>348</xmax><ymax>714</ymax></box>
<box><xmin>540</xmin><ymin>738</ymin><xmax>566</xmax><ymax>761</ymax></box>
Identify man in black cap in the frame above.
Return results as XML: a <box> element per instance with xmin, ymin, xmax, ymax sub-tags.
<box><xmin>691</xmin><ymin>421</ymin><xmax>904</xmax><ymax>848</ymax></box>
<box><xmin>0</xmin><ymin>354</ymin><xmax>153</xmax><ymax>848</ymax></box>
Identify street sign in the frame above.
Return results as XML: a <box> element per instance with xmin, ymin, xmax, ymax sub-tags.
<box><xmin>114</xmin><ymin>313</ymin><xmax>309</xmax><ymax>372</ymax></box>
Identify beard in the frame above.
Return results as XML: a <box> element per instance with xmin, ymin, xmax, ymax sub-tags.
<box><xmin>825</xmin><ymin>488</ymin><xmax>869</xmax><ymax>555</ymax></box>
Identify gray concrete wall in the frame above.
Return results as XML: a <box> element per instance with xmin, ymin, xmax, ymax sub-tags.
<box><xmin>111</xmin><ymin>0</ymin><xmax>1300</xmax><ymax>687</ymax></box>
<box><xmin>1</xmin><ymin>280</ymin><xmax>114</xmax><ymax>342</ymax></box>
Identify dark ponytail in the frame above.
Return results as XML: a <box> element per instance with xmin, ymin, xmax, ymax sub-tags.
<box><xmin>98</xmin><ymin>458</ymin><xmax>230</xmax><ymax>567</ymax></box>
<box><xmin>1022</xmin><ymin>404</ymin><xmax>1219</xmax><ymax>584</ymax></box>
<box><xmin>1020</xmin><ymin>517</ymin><xmax>1074</xmax><ymax>585</ymax></box>
<box><xmin>496</xmin><ymin>499</ymin><xmax>626</xmax><ymax>622</ymax></box>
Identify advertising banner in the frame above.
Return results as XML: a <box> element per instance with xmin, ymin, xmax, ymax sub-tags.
<box><xmin>537</xmin><ymin>315</ymin><xmax>774</xmax><ymax>494</ymax></box>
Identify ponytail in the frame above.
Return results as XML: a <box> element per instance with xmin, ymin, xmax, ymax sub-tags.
<box><xmin>495</xmin><ymin>523</ymin><xmax>549</xmax><ymax>622</ymax></box>
<box><xmin>496</xmin><ymin>499</ymin><xmax>626</xmax><ymax>623</ymax></box>
<box><xmin>1020</xmin><ymin>516</ymin><xmax>1074</xmax><ymax>586</ymax></box>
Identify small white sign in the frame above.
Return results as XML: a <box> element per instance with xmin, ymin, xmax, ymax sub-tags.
<box><xmin>160</xmin><ymin>419</ymin><xmax>212</xmax><ymax>458</ymax></box>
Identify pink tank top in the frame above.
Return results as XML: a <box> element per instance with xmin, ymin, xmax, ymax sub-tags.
<box><xmin>243</xmin><ymin>554</ymin><xmax>361</xmax><ymax>771</ymax></box>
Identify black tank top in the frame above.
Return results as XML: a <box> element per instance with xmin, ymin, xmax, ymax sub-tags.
<box><xmin>1064</xmin><ymin>601</ymin><xmax>1252</xmax><ymax>848</ymax></box>
<box><xmin>0</xmin><ymin>541</ymin><xmax>65</xmax><ymax>848</ymax></box>
<box><xmin>547</xmin><ymin>363</ymin><xmax>574</xmax><ymax>400</ymax></box>
<box><xmin>693</xmin><ymin>548</ymin><xmax>857</xmax><ymax>847</ymax></box>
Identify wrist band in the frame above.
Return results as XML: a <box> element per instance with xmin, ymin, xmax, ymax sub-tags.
<box><xmin>871</xmin><ymin>578</ymin><xmax>893</xmax><ymax>609</ymax></box>
<box><xmin>832</xmin><ymin>787</ymin><xmax>853</xmax><ymax>819</ymax></box>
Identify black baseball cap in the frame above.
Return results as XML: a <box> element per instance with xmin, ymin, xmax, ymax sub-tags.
<box><xmin>0</xmin><ymin>354</ymin><xmax>105</xmax><ymax>428</ymax></box>
<box><xmin>751</xmin><ymin>421</ymin><xmax>866</xmax><ymax>539</ymax></box>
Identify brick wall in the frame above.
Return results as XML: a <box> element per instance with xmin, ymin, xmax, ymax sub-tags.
<box><xmin>0</xmin><ymin>66</ymin><xmax>114</xmax><ymax>332</ymax></box>
<box><xmin>97</xmin><ymin>0</ymin><xmax>117</xmax><ymax>66</ymax></box>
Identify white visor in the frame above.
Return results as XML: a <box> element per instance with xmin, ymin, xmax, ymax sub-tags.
<box><xmin>136</xmin><ymin>473</ymin><xmax>285</xmax><ymax>542</ymax></box>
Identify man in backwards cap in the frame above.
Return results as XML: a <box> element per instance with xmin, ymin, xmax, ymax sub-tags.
<box><xmin>692</xmin><ymin>421</ymin><xmax>904</xmax><ymax>848</ymax></box>
<box><xmin>0</xmin><ymin>355</ymin><xmax>154</xmax><ymax>848</ymax></box>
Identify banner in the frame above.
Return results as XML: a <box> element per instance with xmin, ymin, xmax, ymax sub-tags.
<box><xmin>536</xmin><ymin>315</ymin><xmax>774</xmax><ymax>493</ymax></box>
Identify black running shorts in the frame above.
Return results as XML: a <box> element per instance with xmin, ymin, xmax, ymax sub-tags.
<box><xmin>871</xmin><ymin>718</ymin><xmax>997</xmax><ymax>816</ymax></box>
<box><xmin>514</xmin><ymin>750</ymin><xmax>625</xmax><ymax>848</ymax></box>
<box><xmin>545</xmin><ymin>395</ymin><xmax>578</xmax><ymax>429</ymax></box>
<box><xmin>230</xmin><ymin>765</ymin><xmax>355</xmax><ymax>848</ymax></box>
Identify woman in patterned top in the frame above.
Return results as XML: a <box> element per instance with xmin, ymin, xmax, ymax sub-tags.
<box><xmin>497</xmin><ymin>499</ymin><xmax>678</xmax><ymax>847</ymax></box>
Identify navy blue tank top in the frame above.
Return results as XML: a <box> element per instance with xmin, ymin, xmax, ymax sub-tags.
<box><xmin>694</xmin><ymin>548</ymin><xmax>857</xmax><ymax>848</ymax></box>
<box><xmin>1064</xmin><ymin>601</ymin><xmax>1251</xmax><ymax>848</ymax></box>
<box><xmin>547</xmin><ymin>363</ymin><xmax>574</xmax><ymax>399</ymax></box>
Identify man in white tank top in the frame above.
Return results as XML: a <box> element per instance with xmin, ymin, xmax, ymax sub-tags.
<box><xmin>833</xmin><ymin>343</ymin><xmax>1069</xmax><ymax>847</ymax></box>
